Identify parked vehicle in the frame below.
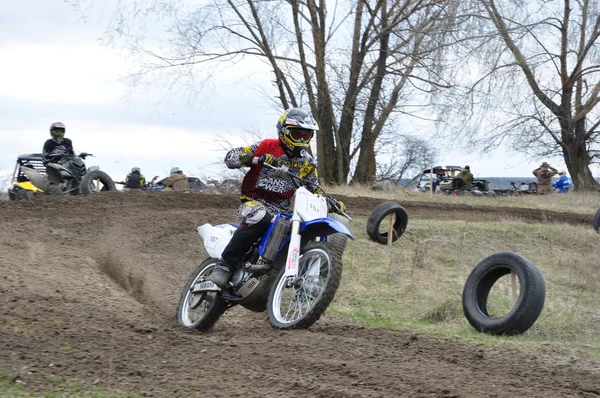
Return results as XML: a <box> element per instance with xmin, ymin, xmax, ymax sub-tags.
<box><xmin>416</xmin><ymin>166</ymin><xmax>493</xmax><ymax>195</ymax></box>
<box><xmin>7</xmin><ymin>154</ymin><xmax>46</xmax><ymax>200</ymax></box>
<box><xmin>177</xmin><ymin>164</ymin><xmax>352</xmax><ymax>331</ymax></box>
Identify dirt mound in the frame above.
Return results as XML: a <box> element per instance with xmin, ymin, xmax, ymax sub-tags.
<box><xmin>1</xmin><ymin>192</ymin><xmax>599</xmax><ymax>396</ymax></box>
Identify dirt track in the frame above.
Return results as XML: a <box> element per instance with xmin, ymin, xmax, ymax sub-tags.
<box><xmin>1</xmin><ymin>192</ymin><xmax>599</xmax><ymax>397</ymax></box>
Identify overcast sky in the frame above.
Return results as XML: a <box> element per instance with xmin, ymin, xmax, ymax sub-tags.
<box><xmin>0</xmin><ymin>0</ymin><xmax>585</xmax><ymax>184</ymax></box>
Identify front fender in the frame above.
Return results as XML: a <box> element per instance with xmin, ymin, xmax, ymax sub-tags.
<box><xmin>300</xmin><ymin>217</ymin><xmax>354</xmax><ymax>240</ymax></box>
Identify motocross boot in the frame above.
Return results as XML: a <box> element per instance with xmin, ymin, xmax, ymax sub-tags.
<box><xmin>209</xmin><ymin>259</ymin><xmax>234</xmax><ymax>289</ymax></box>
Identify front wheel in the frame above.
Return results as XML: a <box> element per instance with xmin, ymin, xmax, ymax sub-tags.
<box><xmin>267</xmin><ymin>242</ymin><xmax>343</xmax><ymax>330</ymax></box>
<box><xmin>177</xmin><ymin>258</ymin><xmax>227</xmax><ymax>332</ymax></box>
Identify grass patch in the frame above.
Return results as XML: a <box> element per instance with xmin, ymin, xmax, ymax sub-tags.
<box><xmin>328</xmin><ymin>184</ymin><xmax>600</xmax><ymax>215</ymax></box>
<box><xmin>0</xmin><ymin>374</ymin><xmax>140</xmax><ymax>397</ymax></box>
<box><xmin>332</xmin><ymin>216</ymin><xmax>600</xmax><ymax>360</ymax></box>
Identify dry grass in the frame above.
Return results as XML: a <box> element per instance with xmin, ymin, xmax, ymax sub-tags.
<box><xmin>327</xmin><ymin>184</ymin><xmax>600</xmax><ymax>215</ymax></box>
<box><xmin>331</xmin><ymin>216</ymin><xmax>600</xmax><ymax>360</ymax></box>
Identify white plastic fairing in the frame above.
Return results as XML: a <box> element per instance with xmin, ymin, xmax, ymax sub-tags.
<box><xmin>197</xmin><ymin>223</ymin><xmax>237</xmax><ymax>258</ymax></box>
<box><xmin>294</xmin><ymin>187</ymin><xmax>327</xmax><ymax>222</ymax></box>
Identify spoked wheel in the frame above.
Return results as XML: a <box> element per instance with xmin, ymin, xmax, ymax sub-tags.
<box><xmin>80</xmin><ymin>170</ymin><xmax>116</xmax><ymax>194</ymax></box>
<box><xmin>267</xmin><ymin>242</ymin><xmax>342</xmax><ymax>330</ymax></box>
<box><xmin>177</xmin><ymin>258</ymin><xmax>227</xmax><ymax>332</ymax></box>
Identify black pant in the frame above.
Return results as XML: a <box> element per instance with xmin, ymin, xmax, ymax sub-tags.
<box><xmin>221</xmin><ymin>213</ymin><xmax>271</xmax><ymax>268</ymax></box>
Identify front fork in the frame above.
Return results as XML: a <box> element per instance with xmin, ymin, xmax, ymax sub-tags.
<box><xmin>283</xmin><ymin>219</ymin><xmax>302</xmax><ymax>282</ymax></box>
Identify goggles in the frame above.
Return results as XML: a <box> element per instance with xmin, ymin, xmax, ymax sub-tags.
<box><xmin>51</xmin><ymin>129</ymin><xmax>65</xmax><ymax>136</ymax></box>
<box><xmin>289</xmin><ymin>128</ymin><xmax>314</xmax><ymax>142</ymax></box>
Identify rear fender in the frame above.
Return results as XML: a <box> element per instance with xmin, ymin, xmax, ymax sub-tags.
<box><xmin>299</xmin><ymin>218</ymin><xmax>353</xmax><ymax>241</ymax></box>
<box><xmin>20</xmin><ymin>167</ymin><xmax>48</xmax><ymax>191</ymax></box>
<box><xmin>13</xmin><ymin>181</ymin><xmax>44</xmax><ymax>193</ymax></box>
<box><xmin>46</xmin><ymin>163</ymin><xmax>73</xmax><ymax>184</ymax></box>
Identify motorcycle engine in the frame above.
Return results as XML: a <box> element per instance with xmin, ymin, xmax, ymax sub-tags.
<box><xmin>230</xmin><ymin>268</ymin><xmax>250</xmax><ymax>289</ymax></box>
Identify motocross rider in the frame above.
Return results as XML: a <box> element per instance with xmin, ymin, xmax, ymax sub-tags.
<box><xmin>208</xmin><ymin>108</ymin><xmax>346</xmax><ymax>288</ymax></box>
<box><xmin>42</xmin><ymin>122</ymin><xmax>75</xmax><ymax>166</ymax></box>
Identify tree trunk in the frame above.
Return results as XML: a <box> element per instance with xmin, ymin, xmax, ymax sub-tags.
<box><xmin>562</xmin><ymin>120</ymin><xmax>599</xmax><ymax>190</ymax></box>
<box><xmin>352</xmin><ymin>135</ymin><xmax>377</xmax><ymax>184</ymax></box>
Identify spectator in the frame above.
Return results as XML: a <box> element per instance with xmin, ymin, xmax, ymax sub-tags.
<box><xmin>532</xmin><ymin>162</ymin><xmax>558</xmax><ymax>194</ymax></box>
<box><xmin>552</xmin><ymin>170</ymin><xmax>573</xmax><ymax>193</ymax></box>
<box><xmin>164</xmin><ymin>167</ymin><xmax>190</xmax><ymax>191</ymax></box>
<box><xmin>457</xmin><ymin>165</ymin><xmax>474</xmax><ymax>189</ymax></box>
<box><xmin>124</xmin><ymin>167</ymin><xmax>146</xmax><ymax>189</ymax></box>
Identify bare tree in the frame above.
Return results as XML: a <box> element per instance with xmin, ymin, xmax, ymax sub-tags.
<box><xmin>68</xmin><ymin>0</ymin><xmax>456</xmax><ymax>184</ymax></box>
<box><xmin>376</xmin><ymin>135</ymin><xmax>437</xmax><ymax>183</ymax></box>
<box><xmin>435</xmin><ymin>0</ymin><xmax>600</xmax><ymax>190</ymax></box>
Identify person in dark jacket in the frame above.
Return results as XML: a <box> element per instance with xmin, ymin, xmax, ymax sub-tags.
<box><xmin>42</xmin><ymin>122</ymin><xmax>75</xmax><ymax>166</ymax></box>
<box><xmin>124</xmin><ymin>167</ymin><xmax>146</xmax><ymax>189</ymax></box>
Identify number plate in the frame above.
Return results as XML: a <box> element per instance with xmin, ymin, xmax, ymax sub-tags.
<box><xmin>191</xmin><ymin>281</ymin><xmax>220</xmax><ymax>293</ymax></box>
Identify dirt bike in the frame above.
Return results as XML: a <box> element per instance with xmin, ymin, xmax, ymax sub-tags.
<box><xmin>177</xmin><ymin>163</ymin><xmax>353</xmax><ymax>331</ymax></box>
<box><xmin>21</xmin><ymin>151</ymin><xmax>116</xmax><ymax>195</ymax></box>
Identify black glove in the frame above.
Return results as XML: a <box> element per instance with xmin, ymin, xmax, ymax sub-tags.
<box><xmin>79</xmin><ymin>152</ymin><xmax>89</xmax><ymax>159</ymax></box>
<box><xmin>238</xmin><ymin>151</ymin><xmax>254</xmax><ymax>167</ymax></box>
<box><xmin>327</xmin><ymin>198</ymin><xmax>346</xmax><ymax>214</ymax></box>
<box><xmin>258</xmin><ymin>154</ymin><xmax>280</xmax><ymax>168</ymax></box>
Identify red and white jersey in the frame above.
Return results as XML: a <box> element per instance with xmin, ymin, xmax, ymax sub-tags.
<box><xmin>224</xmin><ymin>139</ymin><xmax>321</xmax><ymax>213</ymax></box>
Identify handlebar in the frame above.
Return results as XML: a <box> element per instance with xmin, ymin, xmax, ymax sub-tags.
<box><xmin>263</xmin><ymin>163</ymin><xmax>352</xmax><ymax>220</ymax></box>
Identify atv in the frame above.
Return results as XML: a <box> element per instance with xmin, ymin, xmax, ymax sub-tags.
<box><xmin>7</xmin><ymin>154</ymin><xmax>46</xmax><ymax>200</ymax></box>
<box><xmin>416</xmin><ymin>166</ymin><xmax>495</xmax><ymax>196</ymax></box>
<box><xmin>8</xmin><ymin>152</ymin><xmax>116</xmax><ymax>198</ymax></box>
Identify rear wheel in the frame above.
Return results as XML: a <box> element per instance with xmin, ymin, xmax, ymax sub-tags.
<box><xmin>80</xmin><ymin>170</ymin><xmax>116</xmax><ymax>194</ymax></box>
<box><xmin>267</xmin><ymin>242</ymin><xmax>342</xmax><ymax>330</ymax></box>
<box><xmin>177</xmin><ymin>258</ymin><xmax>227</xmax><ymax>332</ymax></box>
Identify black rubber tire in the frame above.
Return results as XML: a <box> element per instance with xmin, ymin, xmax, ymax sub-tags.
<box><xmin>177</xmin><ymin>258</ymin><xmax>227</xmax><ymax>332</ymax></box>
<box><xmin>366</xmin><ymin>201</ymin><xmax>408</xmax><ymax>245</ymax></box>
<box><xmin>80</xmin><ymin>170</ymin><xmax>117</xmax><ymax>194</ymax></box>
<box><xmin>593</xmin><ymin>208</ymin><xmax>600</xmax><ymax>232</ymax></box>
<box><xmin>45</xmin><ymin>184</ymin><xmax>64</xmax><ymax>196</ymax></box>
<box><xmin>267</xmin><ymin>242</ymin><xmax>343</xmax><ymax>330</ymax></box>
<box><xmin>328</xmin><ymin>213</ymin><xmax>351</xmax><ymax>254</ymax></box>
<box><xmin>462</xmin><ymin>252</ymin><xmax>545</xmax><ymax>335</ymax></box>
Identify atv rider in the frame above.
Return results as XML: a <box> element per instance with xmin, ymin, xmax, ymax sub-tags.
<box><xmin>124</xmin><ymin>167</ymin><xmax>146</xmax><ymax>189</ymax></box>
<box><xmin>457</xmin><ymin>165</ymin><xmax>474</xmax><ymax>189</ymax></box>
<box><xmin>42</xmin><ymin>122</ymin><xmax>75</xmax><ymax>166</ymax></box>
<box><xmin>209</xmin><ymin>108</ymin><xmax>346</xmax><ymax>288</ymax></box>
<box><xmin>163</xmin><ymin>167</ymin><xmax>190</xmax><ymax>191</ymax></box>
